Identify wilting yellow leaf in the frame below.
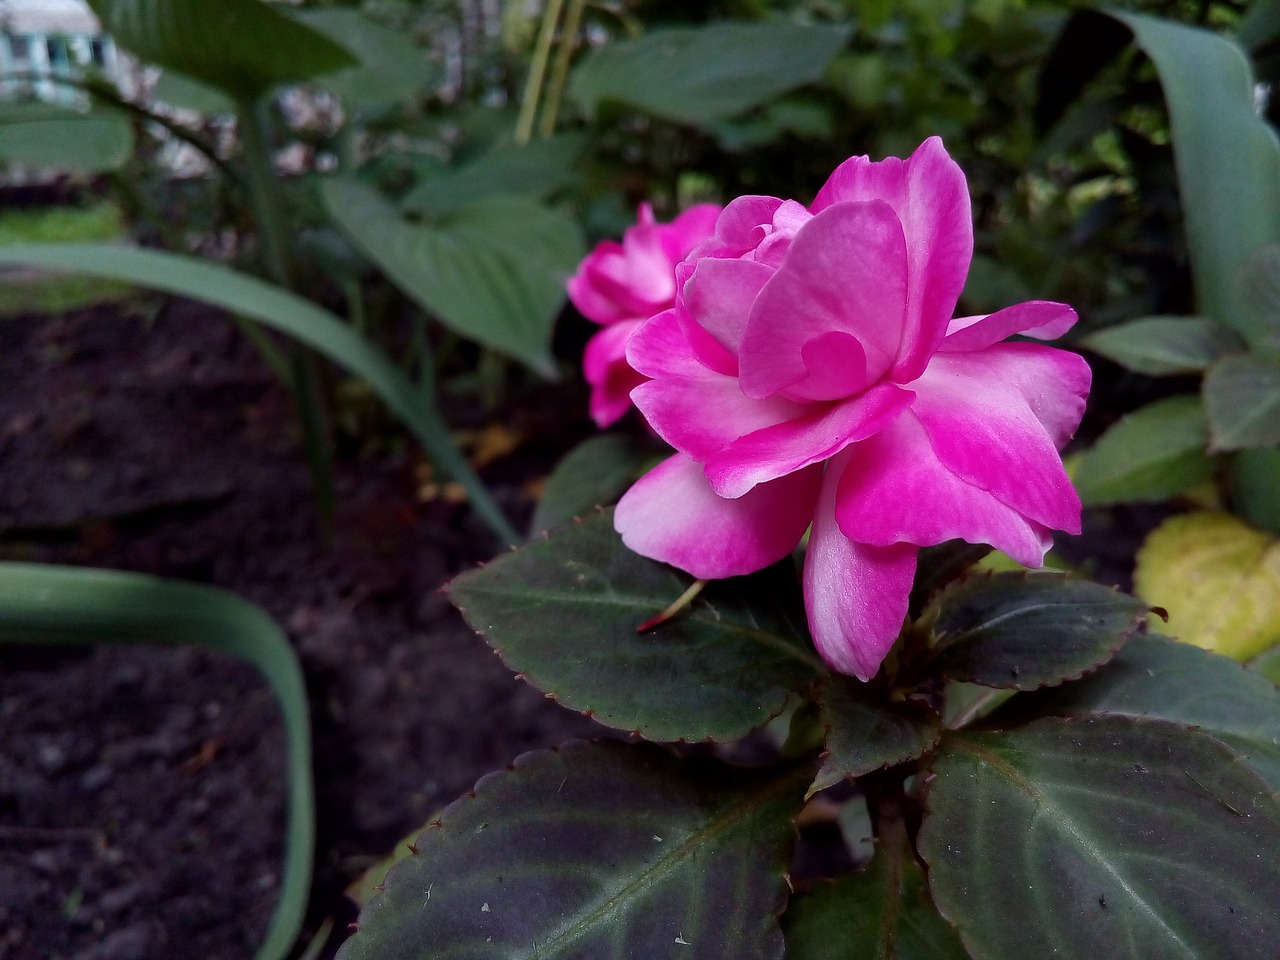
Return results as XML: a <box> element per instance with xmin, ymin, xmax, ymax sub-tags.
<box><xmin>1134</xmin><ymin>511</ymin><xmax>1280</xmax><ymax>660</ymax></box>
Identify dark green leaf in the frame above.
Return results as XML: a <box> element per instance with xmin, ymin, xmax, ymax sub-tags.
<box><xmin>296</xmin><ymin>9</ymin><xmax>435</xmax><ymax>109</ymax></box>
<box><xmin>920</xmin><ymin>716</ymin><xmax>1280</xmax><ymax>960</ymax></box>
<box><xmin>447</xmin><ymin>509</ymin><xmax>824</xmax><ymax>742</ymax></box>
<box><xmin>1018</xmin><ymin>634</ymin><xmax>1280</xmax><ymax>790</ymax></box>
<box><xmin>1114</xmin><ymin>12</ymin><xmax>1280</xmax><ymax>348</ymax></box>
<box><xmin>908</xmin><ymin>540</ymin><xmax>993</xmax><ymax>618</ymax></box>
<box><xmin>0</xmin><ymin>103</ymin><xmax>133</xmax><ymax>172</ymax></box>
<box><xmin>90</xmin><ymin>0</ymin><xmax>357</xmax><ymax>101</ymax></box>
<box><xmin>1232</xmin><ymin>448</ymin><xmax>1280</xmax><ymax>535</ymax></box>
<box><xmin>321</xmin><ymin>178</ymin><xmax>582</xmax><ymax>377</ymax></box>
<box><xmin>569</xmin><ymin>21</ymin><xmax>851</xmax><ymax>125</ymax></box>
<box><xmin>530</xmin><ymin>434</ymin><xmax>658</xmax><ymax>535</ymax></box>
<box><xmin>1082</xmin><ymin>315</ymin><xmax>1243</xmax><ymax>376</ymax></box>
<box><xmin>1073</xmin><ymin>395</ymin><xmax>1215</xmax><ymax>505</ymax></box>
<box><xmin>0</xmin><ymin>563</ymin><xmax>313</xmax><ymax>960</ymax></box>
<box><xmin>812</xmin><ymin>678</ymin><xmax>941</xmax><ymax>792</ymax></box>
<box><xmin>402</xmin><ymin>134</ymin><xmax>587</xmax><ymax>217</ymax></box>
<box><xmin>1203</xmin><ymin>354</ymin><xmax>1280</xmax><ymax>451</ymax></box>
<box><xmin>1249</xmin><ymin>642</ymin><xmax>1280</xmax><ymax>686</ymax></box>
<box><xmin>1239</xmin><ymin>245</ymin><xmax>1280</xmax><ymax>349</ymax></box>
<box><xmin>784</xmin><ymin>853</ymin><xmax>968</xmax><ymax>960</ymax></box>
<box><xmin>151</xmin><ymin>69</ymin><xmax>235</xmax><ymax>113</ymax></box>
<box><xmin>927</xmin><ymin>573</ymin><xmax>1148</xmax><ymax>689</ymax></box>
<box><xmin>339</xmin><ymin>741</ymin><xmax>810</xmax><ymax>960</ymax></box>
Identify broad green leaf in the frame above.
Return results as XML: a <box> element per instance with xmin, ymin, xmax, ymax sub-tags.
<box><xmin>0</xmin><ymin>562</ymin><xmax>313</xmax><ymax>960</ymax></box>
<box><xmin>1134</xmin><ymin>511</ymin><xmax>1280</xmax><ymax>662</ymax></box>
<box><xmin>920</xmin><ymin>716</ymin><xmax>1280</xmax><ymax>960</ymax></box>
<box><xmin>1250</xmin><ymin>642</ymin><xmax>1280</xmax><ymax>687</ymax></box>
<box><xmin>569</xmin><ymin>21</ymin><xmax>852</xmax><ymax>125</ymax></box>
<box><xmin>151</xmin><ymin>69</ymin><xmax>236</xmax><ymax>113</ymax></box>
<box><xmin>1239</xmin><ymin>245</ymin><xmax>1280</xmax><ymax>348</ymax></box>
<box><xmin>446</xmin><ymin>509</ymin><xmax>824</xmax><ymax>742</ymax></box>
<box><xmin>321</xmin><ymin>178</ymin><xmax>582</xmax><ymax>377</ymax></box>
<box><xmin>89</xmin><ymin>0</ymin><xmax>357</xmax><ymax>101</ymax></box>
<box><xmin>1021</xmin><ymin>634</ymin><xmax>1280</xmax><ymax>790</ymax></box>
<box><xmin>784</xmin><ymin>853</ymin><xmax>968</xmax><ymax>960</ymax></box>
<box><xmin>1232</xmin><ymin>448</ymin><xmax>1280</xmax><ymax>536</ymax></box>
<box><xmin>926</xmin><ymin>573</ymin><xmax>1148</xmax><ymax>689</ymax></box>
<box><xmin>812</xmin><ymin>678</ymin><xmax>941</xmax><ymax>792</ymax></box>
<box><xmin>1081</xmin><ymin>315</ymin><xmax>1243</xmax><ymax>376</ymax></box>
<box><xmin>1203</xmin><ymin>354</ymin><xmax>1280</xmax><ymax>451</ymax></box>
<box><xmin>402</xmin><ymin>134</ymin><xmax>587</xmax><ymax>217</ymax></box>
<box><xmin>0</xmin><ymin>243</ymin><xmax>517</xmax><ymax>543</ymax></box>
<box><xmin>338</xmin><ymin>741</ymin><xmax>810</xmax><ymax>960</ymax></box>
<box><xmin>1072</xmin><ymin>395</ymin><xmax>1214</xmax><ymax>505</ymax></box>
<box><xmin>530</xmin><ymin>434</ymin><xmax>658</xmax><ymax>535</ymax></box>
<box><xmin>0</xmin><ymin>102</ymin><xmax>133</xmax><ymax>172</ymax></box>
<box><xmin>296</xmin><ymin>9</ymin><xmax>435</xmax><ymax>109</ymax></box>
<box><xmin>1113</xmin><ymin>12</ymin><xmax>1280</xmax><ymax>348</ymax></box>
<box><xmin>908</xmin><ymin>540</ymin><xmax>994</xmax><ymax>617</ymax></box>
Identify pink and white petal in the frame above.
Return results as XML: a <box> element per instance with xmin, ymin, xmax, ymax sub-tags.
<box><xmin>682</xmin><ymin>257</ymin><xmax>775</xmax><ymax>357</ymax></box>
<box><xmin>739</xmin><ymin>200</ymin><xmax>908</xmax><ymax>401</ymax></box>
<box><xmin>704</xmin><ymin>382</ymin><xmax>914</xmax><ymax>499</ymax></box>
<box><xmin>941</xmin><ymin>301</ymin><xmax>1077</xmax><ymax>353</ymax></box>
<box><xmin>834</xmin><ymin>412</ymin><xmax>1054</xmax><ymax>566</ymax></box>
<box><xmin>583</xmin><ymin>322</ymin><xmax>646</xmax><ymax>427</ymax></box>
<box><xmin>908</xmin><ymin>346</ymin><xmax>1089</xmax><ymax>533</ymax></box>
<box><xmin>615</xmin><ymin>454</ymin><xmax>822</xmax><ymax>581</ymax></box>
<box><xmin>804</xmin><ymin>452</ymin><xmax>918</xmax><ymax>680</ymax></box>
<box><xmin>811</xmin><ymin>138</ymin><xmax>972</xmax><ymax>384</ymax></box>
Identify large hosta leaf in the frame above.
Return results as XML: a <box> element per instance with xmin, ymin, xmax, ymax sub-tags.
<box><xmin>920</xmin><ymin>716</ymin><xmax>1280</xmax><ymax>960</ymax></box>
<box><xmin>296</xmin><ymin>9</ymin><xmax>435</xmax><ymax>109</ymax></box>
<box><xmin>447</xmin><ymin>509</ymin><xmax>824</xmax><ymax>742</ymax></box>
<box><xmin>338</xmin><ymin>741</ymin><xmax>810</xmax><ymax>960</ymax></box>
<box><xmin>1081</xmin><ymin>315</ymin><xmax>1242</xmax><ymax>376</ymax></box>
<box><xmin>321</xmin><ymin>178</ymin><xmax>581</xmax><ymax>377</ymax></box>
<box><xmin>0</xmin><ymin>102</ymin><xmax>133</xmax><ymax>172</ymax></box>
<box><xmin>1073</xmin><ymin>395</ymin><xmax>1214</xmax><ymax>505</ymax></box>
<box><xmin>569</xmin><ymin>21</ymin><xmax>851</xmax><ymax>125</ymax></box>
<box><xmin>926</xmin><ymin>573</ymin><xmax>1149</xmax><ymax>689</ymax></box>
<box><xmin>1134</xmin><ymin>511</ymin><xmax>1280</xmax><ymax>661</ymax></box>
<box><xmin>1203</xmin><ymin>353</ymin><xmax>1280</xmax><ymax>451</ymax></box>
<box><xmin>89</xmin><ymin>0</ymin><xmax>357</xmax><ymax>101</ymax></box>
<box><xmin>784</xmin><ymin>853</ymin><xmax>967</xmax><ymax>960</ymax></box>
<box><xmin>1020</xmin><ymin>633</ymin><xmax>1280</xmax><ymax>790</ymax></box>
<box><xmin>812</xmin><ymin>678</ymin><xmax>941</xmax><ymax>792</ymax></box>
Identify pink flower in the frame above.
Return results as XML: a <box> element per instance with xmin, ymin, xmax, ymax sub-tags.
<box><xmin>568</xmin><ymin>202</ymin><xmax>721</xmax><ymax>427</ymax></box>
<box><xmin>613</xmin><ymin>138</ymin><xmax>1090</xmax><ymax>679</ymax></box>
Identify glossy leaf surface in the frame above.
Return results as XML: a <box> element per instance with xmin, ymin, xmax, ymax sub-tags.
<box><xmin>1082</xmin><ymin>315</ymin><xmax>1242</xmax><ymax>376</ymax></box>
<box><xmin>927</xmin><ymin>573</ymin><xmax>1148</xmax><ymax>689</ymax></box>
<box><xmin>1135</xmin><ymin>511</ymin><xmax>1280</xmax><ymax>662</ymax></box>
<box><xmin>1022</xmin><ymin>633</ymin><xmax>1280</xmax><ymax>790</ymax></box>
<box><xmin>569</xmin><ymin>21</ymin><xmax>851</xmax><ymax>124</ymax></box>
<box><xmin>322</xmin><ymin>178</ymin><xmax>582</xmax><ymax>377</ymax></box>
<box><xmin>1073</xmin><ymin>395</ymin><xmax>1214</xmax><ymax>505</ymax></box>
<box><xmin>89</xmin><ymin>0</ymin><xmax>357</xmax><ymax>101</ymax></box>
<box><xmin>784</xmin><ymin>853</ymin><xmax>967</xmax><ymax>960</ymax></box>
<box><xmin>1203</xmin><ymin>354</ymin><xmax>1280</xmax><ymax>451</ymax></box>
<box><xmin>339</xmin><ymin>741</ymin><xmax>809</xmax><ymax>960</ymax></box>
<box><xmin>921</xmin><ymin>716</ymin><xmax>1280</xmax><ymax>960</ymax></box>
<box><xmin>813</xmin><ymin>678</ymin><xmax>941</xmax><ymax>791</ymax></box>
<box><xmin>448</xmin><ymin>509</ymin><xmax>824</xmax><ymax>742</ymax></box>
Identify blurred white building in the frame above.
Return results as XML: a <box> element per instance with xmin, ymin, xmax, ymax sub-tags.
<box><xmin>0</xmin><ymin>0</ymin><xmax>130</xmax><ymax>104</ymax></box>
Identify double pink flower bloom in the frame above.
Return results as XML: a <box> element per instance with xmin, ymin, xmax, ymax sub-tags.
<box><xmin>581</xmin><ymin>139</ymin><xmax>1090</xmax><ymax>679</ymax></box>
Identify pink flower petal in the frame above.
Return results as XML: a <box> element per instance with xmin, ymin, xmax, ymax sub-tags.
<box><xmin>615</xmin><ymin>453</ymin><xmax>822</xmax><ymax>580</ymax></box>
<box><xmin>907</xmin><ymin>345</ymin><xmax>1090</xmax><ymax>532</ymax></box>
<box><xmin>696</xmin><ymin>195</ymin><xmax>786</xmax><ymax>259</ymax></box>
<box><xmin>941</xmin><ymin>300</ymin><xmax>1077</xmax><ymax>352</ymax></box>
<box><xmin>583</xmin><ymin>321</ymin><xmax>646</xmax><ymax>427</ymax></box>
<box><xmin>834</xmin><ymin>412</ymin><xmax>1055</xmax><ymax>565</ymax></box>
<box><xmin>739</xmin><ymin>200</ymin><xmax>908</xmax><ymax>401</ymax></box>
<box><xmin>811</xmin><ymin>137</ymin><xmax>972</xmax><ymax>384</ymax></box>
<box><xmin>682</xmin><ymin>257</ymin><xmax>775</xmax><ymax>357</ymax></box>
<box><xmin>704</xmin><ymin>382</ymin><xmax>914</xmax><ymax>499</ymax></box>
<box><xmin>627</xmin><ymin>308</ymin><xmax>803</xmax><ymax>460</ymax></box>
<box><xmin>804</xmin><ymin>451</ymin><xmax>918</xmax><ymax>679</ymax></box>
<box><xmin>660</xmin><ymin>203</ymin><xmax>723</xmax><ymax>262</ymax></box>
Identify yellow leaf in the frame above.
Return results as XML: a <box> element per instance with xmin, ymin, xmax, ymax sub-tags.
<box><xmin>1134</xmin><ymin>511</ymin><xmax>1280</xmax><ymax>660</ymax></box>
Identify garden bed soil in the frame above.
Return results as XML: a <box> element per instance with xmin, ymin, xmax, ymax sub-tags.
<box><xmin>0</xmin><ymin>299</ymin><xmax>601</xmax><ymax>959</ymax></box>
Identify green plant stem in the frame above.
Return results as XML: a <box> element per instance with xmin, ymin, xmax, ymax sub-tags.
<box><xmin>537</xmin><ymin>0</ymin><xmax>586</xmax><ymax>139</ymax></box>
<box><xmin>237</xmin><ymin>99</ymin><xmax>335</xmax><ymax>523</ymax></box>
<box><xmin>515</xmin><ymin>0</ymin><xmax>566</xmax><ymax>144</ymax></box>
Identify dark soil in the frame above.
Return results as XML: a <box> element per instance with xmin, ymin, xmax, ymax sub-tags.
<box><xmin>0</xmin><ymin>299</ymin><xmax>600</xmax><ymax>959</ymax></box>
